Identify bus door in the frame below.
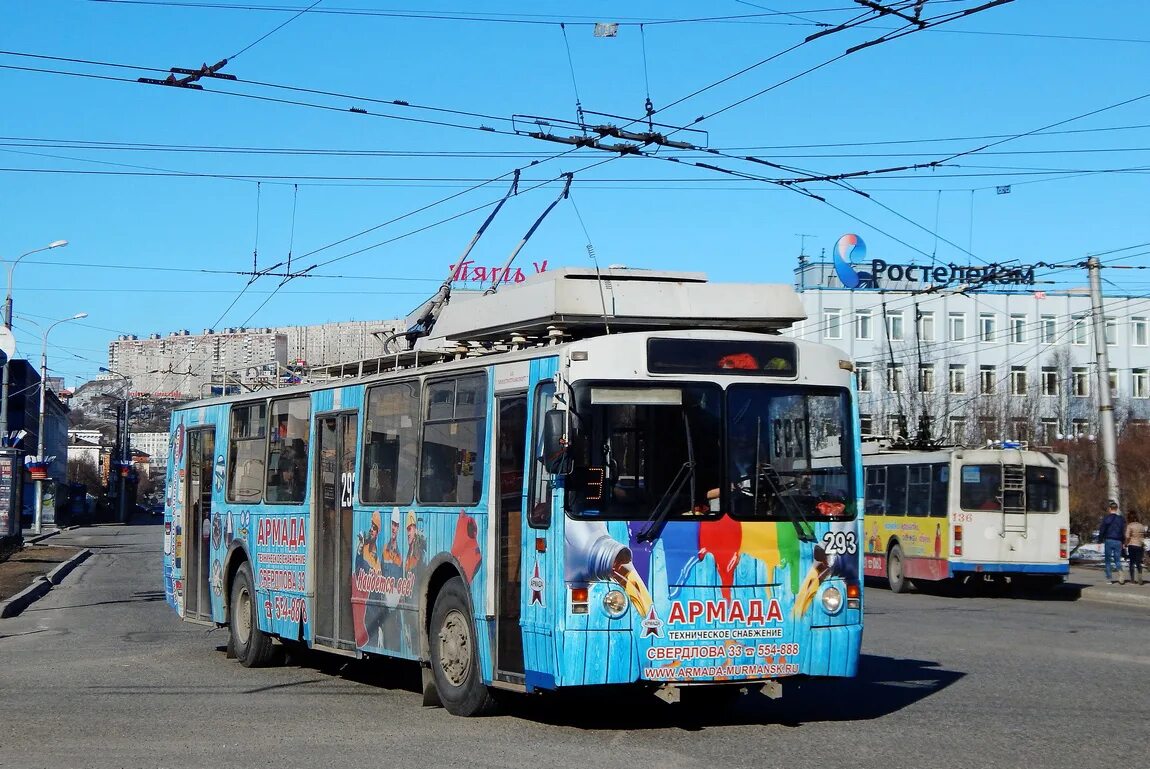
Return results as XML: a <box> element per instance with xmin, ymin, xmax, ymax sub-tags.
<box><xmin>314</xmin><ymin>411</ymin><xmax>358</xmax><ymax>652</ymax></box>
<box><xmin>494</xmin><ymin>394</ymin><xmax>528</xmax><ymax>680</ymax></box>
<box><xmin>184</xmin><ymin>427</ymin><xmax>214</xmax><ymax>623</ymax></box>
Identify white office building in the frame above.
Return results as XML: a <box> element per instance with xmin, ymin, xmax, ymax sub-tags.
<box><xmin>131</xmin><ymin>431</ymin><xmax>170</xmax><ymax>465</ymax></box>
<box><xmin>786</xmin><ymin>253</ymin><xmax>1150</xmax><ymax>446</ymax></box>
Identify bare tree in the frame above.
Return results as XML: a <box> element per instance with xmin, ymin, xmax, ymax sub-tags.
<box><xmin>67</xmin><ymin>457</ymin><xmax>103</xmax><ymax>493</ymax></box>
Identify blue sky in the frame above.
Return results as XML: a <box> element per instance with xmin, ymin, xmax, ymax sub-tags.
<box><xmin>3</xmin><ymin>0</ymin><xmax>1150</xmax><ymax>387</ymax></box>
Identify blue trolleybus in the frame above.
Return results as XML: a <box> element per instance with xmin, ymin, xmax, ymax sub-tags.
<box><xmin>163</xmin><ymin>268</ymin><xmax>864</xmax><ymax>715</ymax></box>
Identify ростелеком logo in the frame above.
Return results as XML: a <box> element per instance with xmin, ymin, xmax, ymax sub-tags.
<box><xmin>832</xmin><ymin>234</ymin><xmax>872</xmax><ymax>288</ymax></box>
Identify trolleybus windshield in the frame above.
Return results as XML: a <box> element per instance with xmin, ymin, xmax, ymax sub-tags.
<box><xmin>565</xmin><ymin>382</ymin><xmax>857</xmax><ymax>524</ymax></box>
<box><xmin>566</xmin><ymin>383</ymin><xmax>723</xmax><ymax>520</ymax></box>
<box><xmin>726</xmin><ymin>385</ymin><xmax>856</xmax><ymax>522</ymax></box>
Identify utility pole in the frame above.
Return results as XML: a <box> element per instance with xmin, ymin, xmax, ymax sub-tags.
<box><xmin>1087</xmin><ymin>256</ymin><xmax>1121</xmax><ymax>506</ymax></box>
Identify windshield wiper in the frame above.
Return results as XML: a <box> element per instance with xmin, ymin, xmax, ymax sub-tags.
<box><xmin>744</xmin><ymin>416</ymin><xmax>815</xmax><ymax>542</ymax></box>
<box><xmin>754</xmin><ymin>460</ymin><xmax>816</xmax><ymax>542</ymax></box>
<box><xmin>637</xmin><ymin>412</ymin><xmax>696</xmax><ymax>543</ymax></box>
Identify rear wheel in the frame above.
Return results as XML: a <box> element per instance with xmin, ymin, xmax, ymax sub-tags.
<box><xmin>229</xmin><ymin>562</ymin><xmax>280</xmax><ymax>668</ymax></box>
<box><xmin>887</xmin><ymin>544</ymin><xmax>909</xmax><ymax>594</ymax></box>
<box><xmin>429</xmin><ymin>577</ymin><xmax>497</xmax><ymax>716</ymax></box>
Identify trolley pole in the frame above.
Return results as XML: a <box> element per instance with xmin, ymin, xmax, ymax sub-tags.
<box><xmin>1087</xmin><ymin>256</ymin><xmax>1121</xmax><ymax>506</ymax></box>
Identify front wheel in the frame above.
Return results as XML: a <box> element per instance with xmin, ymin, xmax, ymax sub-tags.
<box><xmin>229</xmin><ymin>562</ymin><xmax>280</xmax><ymax>668</ymax></box>
<box><xmin>887</xmin><ymin>544</ymin><xmax>910</xmax><ymax>594</ymax></box>
<box><xmin>429</xmin><ymin>577</ymin><xmax>497</xmax><ymax>716</ymax></box>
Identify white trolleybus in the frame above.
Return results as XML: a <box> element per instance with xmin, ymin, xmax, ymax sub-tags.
<box><xmin>860</xmin><ymin>441</ymin><xmax>1070</xmax><ymax>593</ymax></box>
<box><xmin>162</xmin><ymin>267</ymin><xmax>864</xmax><ymax>716</ymax></box>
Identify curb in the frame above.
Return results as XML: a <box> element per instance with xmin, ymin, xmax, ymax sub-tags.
<box><xmin>0</xmin><ymin>547</ymin><xmax>93</xmax><ymax>619</ymax></box>
<box><xmin>1075</xmin><ymin>585</ymin><xmax>1150</xmax><ymax>610</ymax></box>
<box><xmin>0</xmin><ymin>578</ymin><xmax>51</xmax><ymax>618</ymax></box>
<box><xmin>24</xmin><ymin>529</ymin><xmax>61</xmax><ymax>545</ymax></box>
<box><xmin>45</xmin><ymin>548</ymin><xmax>91</xmax><ymax>585</ymax></box>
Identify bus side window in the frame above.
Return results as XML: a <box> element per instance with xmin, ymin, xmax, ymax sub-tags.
<box><xmin>528</xmin><ymin>382</ymin><xmax>556</xmax><ymax>528</ymax></box>
<box><xmin>419</xmin><ymin>374</ymin><xmax>487</xmax><ymax>506</ymax></box>
<box><xmin>930</xmin><ymin>464</ymin><xmax>948</xmax><ymax>517</ymax></box>
<box><xmin>886</xmin><ymin>465</ymin><xmax>908</xmax><ymax>516</ymax></box>
<box><xmin>265</xmin><ymin>396</ymin><xmax>311</xmax><ymax>504</ymax></box>
<box><xmin>864</xmin><ymin>466</ymin><xmax>886</xmax><ymax>516</ymax></box>
<box><xmin>907</xmin><ymin>465</ymin><xmax>930</xmax><ymax>516</ymax></box>
<box><xmin>361</xmin><ymin>380</ymin><xmax>421</xmax><ymax>505</ymax></box>
<box><xmin>228</xmin><ymin>402</ymin><xmax>267</xmax><ymax>503</ymax></box>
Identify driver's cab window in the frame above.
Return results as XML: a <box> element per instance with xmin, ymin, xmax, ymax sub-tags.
<box><xmin>566</xmin><ymin>383</ymin><xmax>722</xmax><ymax>520</ymax></box>
<box><xmin>528</xmin><ymin>382</ymin><xmax>556</xmax><ymax>528</ymax></box>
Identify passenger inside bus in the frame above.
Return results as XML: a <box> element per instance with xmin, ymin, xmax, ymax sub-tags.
<box><xmin>269</xmin><ymin>440</ymin><xmax>307</xmax><ymax>502</ymax></box>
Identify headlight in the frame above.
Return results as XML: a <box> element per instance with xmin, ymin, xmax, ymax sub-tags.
<box><xmin>821</xmin><ymin>586</ymin><xmax>844</xmax><ymax>615</ymax></box>
<box><xmin>602</xmin><ymin>589</ymin><xmax>628</xmax><ymax>617</ymax></box>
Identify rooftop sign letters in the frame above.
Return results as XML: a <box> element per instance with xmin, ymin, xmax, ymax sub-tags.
<box><xmin>831</xmin><ymin>234</ymin><xmax>1037</xmax><ymax>290</ymax></box>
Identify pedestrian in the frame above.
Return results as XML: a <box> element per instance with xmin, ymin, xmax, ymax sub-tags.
<box><xmin>1099</xmin><ymin>500</ymin><xmax>1126</xmax><ymax>584</ymax></box>
<box><xmin>1125</xmin><ymin>512</ymin><xmax>1146</xmax><ymax>586</ymax></box>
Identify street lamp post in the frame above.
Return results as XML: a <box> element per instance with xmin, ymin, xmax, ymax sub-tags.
<box><xmin>100</xmin><ymin>366</ymin><xmax>131</xmax><ymax>524</ymax></box>
<box><xmin>33</xmin><ymin>311</ymin><xmax>87</xmax><ymax>534</ymax></box>
<box><xmin>0</xmin><ymin>240</ymin><xmax>67</xmax><ymax>447</ymax></box>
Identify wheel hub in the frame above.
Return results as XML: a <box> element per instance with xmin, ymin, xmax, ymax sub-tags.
<box><xmin>437</xmin><ymin>608</ymin><xmax>471</xmax><ymax>687</ymax></box>
<box><xmin>236</xmin><ymin>585</ymin><xmax>252</xmax><ymax>645</ymax></box>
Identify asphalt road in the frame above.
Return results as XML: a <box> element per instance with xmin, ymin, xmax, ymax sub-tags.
<box><xmin>1</xmin><ymin>521</ymin><xmax>1145</xmax><ymax>769</ymax></box>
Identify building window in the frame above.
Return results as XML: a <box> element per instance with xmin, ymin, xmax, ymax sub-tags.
<box><xmin>1109</xmin><ymin>369</ymin><xmax>1119</xmax><ymax>396</ymax></box>
<box><xmin>889</xmin><ymin>415</ymin><xmax>907</xmax><ymax>438</ymax></box>
<box><xmin>1011</xmin><ymin>418</ymin><xmax>1031</xmax><ymax>441</ymax></box>
<box><xmin>887</xmin><ymin>363</ymin><xmax>904</xmax><ymax>392</ymax></box>
<box><xmin>1041</xmin><ymin>367</ymin><xmax>1059</xmax><ymax>396</ymax></box>
<box><xmin>856</xmin><ymin>362</ymin><xmax>872</xmax><ymax>392</ymax></box>
<box><xmin>1010</xmin><ymin>366</ymin><xmax>1028</xmax><ymax>396</ymax></box>
<box><xmin>980</xmin><ymin>365</ymin><xmax>996</xmax><ymax>394</ymax></box>
<box><xmin>979</xmin><ymin>313</ymin><xmax>996</xmax><ymax>342</ymax></box>
<box><xmin>1073</xmin><ymin>367</ymin><xmax>1090</xmax><ymax>397</ymax></box>
<box><xmin>886</xmin><ymin>311</ymin><xmax>904</xmax><ymax>341</ymax></box>
<box><xmin>1105</xmin><ymin>317</ymin><xmax>1117</xmax><ymax>346</ymax></box>
<box><xmin>919</xmin><ymin>364</ymin><xmax>934</xmax><ymax>393</ymax></box>
<box><xmin>824</xmin><ymin>309</ymin><xmax>842</xmax><ymax>340</ymax></box>
<box><xmin>949</xmin><ymin>417</ymin><xmax>966</xmax><ymax>444</ymax></box>
<box><xmin>1041</xmin><ymin>315</ymin><xmax>1056</xmax><ymax>344</ymax></box>
<box><xmin>949</xmin><ymin>364</ymin><xmax>966</xmax><ymax>394</ymax></box>
<box><xmin>1125</xmin><ymin>368</ymin><xmax>1148</xmax><ymax>399</ymax></box>
<box><xmin>859</xmin><ymin>413</ymin><xmax>873</xmax><ymax>435</ymax></box>
<box><xmin>1071</xmin><ymin>418</ymin><xmax>1089</xmax><ymax>437</ymax></box>
<box><xmin>1039</xmin><ymin>419</ymin><xmax>1058</xmax><ymax>445</ymax></box>
<box><xmin>1010</xmin><ymin>314</ymin><xmax>1026</xmax><ymax>343</ymax></box>
<box><xmin>855</xmin><ymin>309</ymin><xmax>873</xmax><ymax>340</ymax></box>
<box><xmin>949</xmin><ymin>312</ymin><xmax>966</xmax><ymax>342</ymax></box>
<box><xmin>979</xmin><ymin>418</ymin><xmax>997</xmax><ymax>442</ymax></box>
<box><xmin>917</xmin><ymin>311</ymin><xmax>935</xmax><ymax>342</ymax></box>
<box><xmin>1072</xmin><ymin>315</ymin><xmax>1088</xmax><ymax>345</ymax></box>
<box><xmin>1133</xmin><ymin>317</ymin><xmax>1148</xmax><ymax>347</ymax></box>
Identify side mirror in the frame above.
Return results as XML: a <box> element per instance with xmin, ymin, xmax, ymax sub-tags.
<box><xmin>540</xmin><ymin>409</ymin><xmax>570</xmax><ymax>475</ymax></box>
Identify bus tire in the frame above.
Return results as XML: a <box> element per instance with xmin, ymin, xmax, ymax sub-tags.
<box><xmin>429</xmin><ymin>577</ymin><xmax>497</xmax><ymax>717</ymax></box>
<box><xmin>230</xmin><ymin>562</ymin><xmax>279</xmax><ymax>668</ymax></box>
<box><xmin>887</xmin><ymin>544</ymin><xmax>909</xmax><ymax>594</ymax></box>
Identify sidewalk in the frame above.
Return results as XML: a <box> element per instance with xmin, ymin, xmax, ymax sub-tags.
<box><xmin>0</xmin><ymin>515</ymin><xmax>154</xmax><ymax>616</ymax></box>
<box><xmin>1064</xmin><ymin>563</ymin><xmax>1150</xmax><ymax>609</ymax></box>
